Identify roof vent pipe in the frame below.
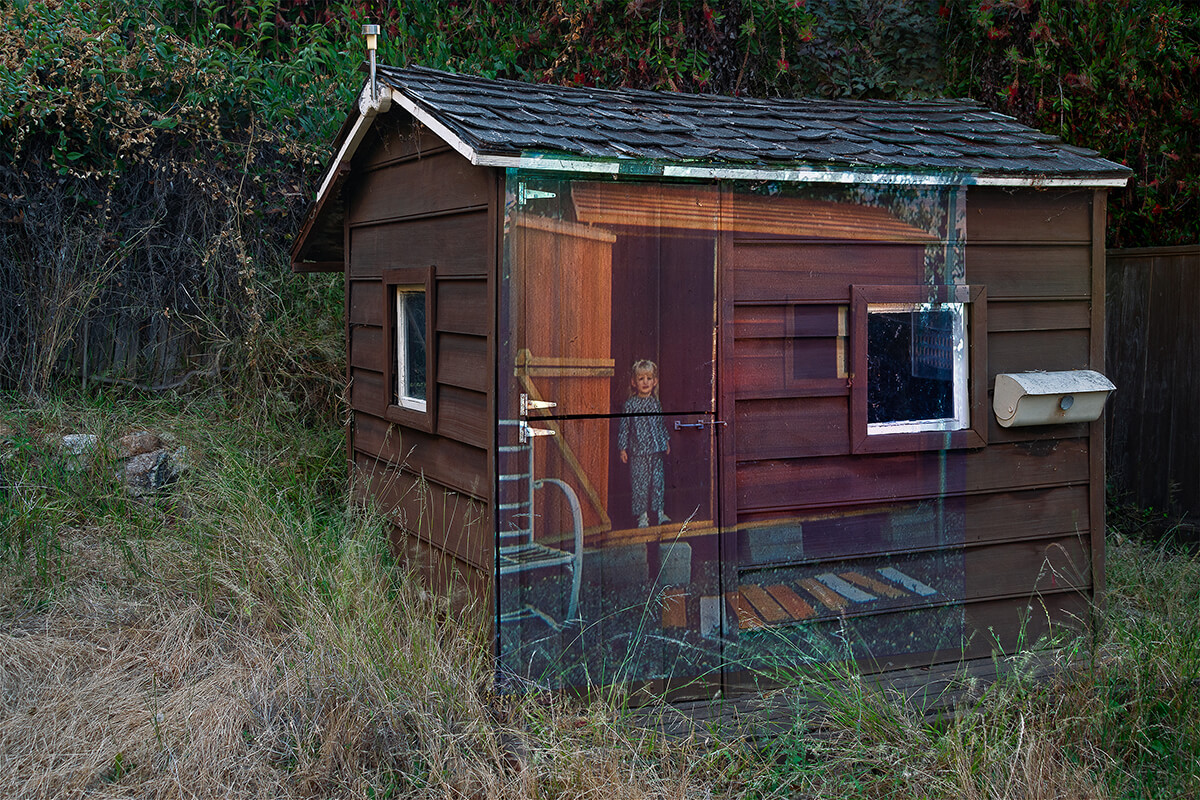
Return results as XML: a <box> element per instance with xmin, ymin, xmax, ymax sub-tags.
<box><xmin>359</xmin><ymin>24</ymin><xmax>390</xmax><ymax>115</ymax></box>
<box><xmin>363</xmin><ymin>24</ymin><xmax>380</xmax><ymax>97</ymax></box>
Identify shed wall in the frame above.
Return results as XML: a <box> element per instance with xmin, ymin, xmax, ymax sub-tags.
<box><xmin>344</xmin><ymin>116</ymin><xmax>497</xmax><ymax>606</ymax></box>
<box><xmin>721</xmin><ymin>187</ymin><xmax>1102</xmax><ymax>674</ymax></box>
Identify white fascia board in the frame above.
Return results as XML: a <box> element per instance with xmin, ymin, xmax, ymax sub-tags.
<box><xmin>392</xmin><ymin>91</ymin><xmax>619</xmax><ymax>175</ymax></box>
<box><xmin>476</xmin><ymin>158</ymin><xmax>1124</xmax><ymax>187</ymax></box>
<box><xmin>473</xmin><ymin>153</ymin><xmax>620</xmax><ymax>174</ymax></box>
<box><xmin>315</xmin><ymin>111</ymin><xmax>371</xmax><ymax>202</ymax></box>
<box><xmin>969</xmin><ymin>174</ymin><xmax>1129</xmax><ymax>188</ymax></box>
<box><xmin>662</xmin><ymin>164</ymin><xmax>1129</xmax><ymax>188</ymax></box>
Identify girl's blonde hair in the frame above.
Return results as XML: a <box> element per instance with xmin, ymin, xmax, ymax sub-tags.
<box><xmin>628</xmin><ymin>359</ymin><xmax>659</xmax><ymax>396</ymax></box>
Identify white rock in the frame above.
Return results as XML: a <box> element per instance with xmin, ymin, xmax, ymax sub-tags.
<box><xmin>60</xmin><ymin>434</ymin><xmax>99</xmax><ymax>471</ymax></box>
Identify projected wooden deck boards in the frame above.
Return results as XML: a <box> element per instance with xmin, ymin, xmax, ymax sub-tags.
<box><xmin>737</xmin><ymin>568</ymin><xmax>942</xmax><ymax>629</ymax></box>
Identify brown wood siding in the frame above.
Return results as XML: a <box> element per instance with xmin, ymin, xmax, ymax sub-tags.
<box><xmin>358</xmin><ymin>117</ymin><xmax>449</xmax><ymax>168</ymax></box>
<box><xmin>730</xmin><ymin>242</ymin><xmax>925</xmax><ymax>301</ymax></box>
<box><xmin>737</xmin><ymin>485</ymin><xmax>1089</xmax><ymax>564</ymax></box>
<box><xmin>350</xmin><ymin>213</ymin><xmax>490</xmax><ymax>278</ymax></box>
<box><xmin>989</xmin><ymin>329</ymin><xmax>1091</xmax><ymax>374</ymax></box>
<box><xmin>720</xmin><ymin>186</ymin><xmax>1100</xmax><ymax>657</ymax></box>
<box><xmin>345</xmin><ymin>118</ymin><xmax>497</xmax><ymax>609</ymax></box>
<box><xmin>965</xmin><ymin>188</ymin><xmax>1092</xmax><ymax>244</ymax></box>
<box><xmin>355</xmin><ymin>412</ymin><xmax>489</xmax><ymax>498</ymax></box>
<box><xmin>963</xmin><ymin>245</ymin><xmax>1093</xmax><ymax>299</ymax></box>
<box><xmin>734</xmin><ymin>396</ymin><xmax>850</xmax><ymax>460</ymax></box>
<box><xmin>735</xmin><ymin>439</ymin><xmax>1090</xmax><ymax>512</ymax></box>
<box><xmin>348</xmin><ymin>150</ymin><xmax>491</xmax><ymax>226</ymax></box>
<box><xmin>988</xmin><ymin>300</ymin><xmax>1091</xmax><ymax>332</ymax></box>
<box><xmin>725</xmin><ymin>588</ymin><xmax>1089</xmax><ymax>691</ymax></box>
<box><xmin>356</xmin><ymin>451</ymin><xmax>493</xmax><ymax>571</ymax></box>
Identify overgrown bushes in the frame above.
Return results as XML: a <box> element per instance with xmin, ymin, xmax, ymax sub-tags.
<box><xmin>2</xmin><ymin>0</ymin><xmax>1195</xmax><ymax>396</ymax></box>
<box><xmin>0</xmin><ymin>0</ymin><xmax>341</xmax><ymax>400</ymax></box>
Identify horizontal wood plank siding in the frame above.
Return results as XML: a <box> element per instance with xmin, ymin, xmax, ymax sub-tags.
<box><xmin>437</xmin><ymin>332</ymin><xmax>490</xmax><ymax>393</ymax></box>
<box><xmin>350</xmin><ymin>213</ymin><xmax>490</xmax><ymax>278</ymax></box>
<box><xmin>436</xmin><ymin>385</ymin><xmax>489</xmax><ymax>449</ymax></box>
<box><xmin>964</xmin><ymin>535</ymin><xmax>1091</xmax><ymax>599</ymax></box>
<box><xmin>736</xmin><ymin>439</ymin><xmax>1090</xmax><ymax>512</ymax></box>
<box><xmin>348</xmin><ymin>149</ymin><xmax>491</xmax><ymax>226</ymax></box>
<box><xmin>355</xmin><ymin>412</ymin><xmax>489</xmax><ymax>497</ymax></box>
<box><xmin>437</xmin><ymin>279</ymin><xmax>491</xmax><ymax>336</ymax></box>
<box><xmin>350</xmin><ymin>366</ymin><xmax>387</xmax><ymax>417</ymax></box>
<box><xmin>355</xmin><ymin>450</ymin><xmax>492</xmax><ymax>568</ymax></box>
<box><xmin>350</xmin><ymin>324</ymin><xmax>384</xmax><ymax>369</ymax></box>
<box><xmin>357</xmin><ymin>116</ymin><xmax>449</xmax><ymax>168</ymax></box>
<box><xmin>731</xmin><ymin>242</ymin><xmax>924</xmax><ymax>302</ymax></box>
<box><xmin>988</xmin><ymin>300</ymin><xmax>1091</xmax><ymax>332</ymax></box>
<box><xmin>356</xmin><ymin>451</ymin><xmax>493</xmax><ymax>572</ymax></box>
<box><xmin>349</xmin><ymin>279</ymin><xmax>383</xmax><ymax>326</ymax></box>
<box><xmin>989</xmin><ymin>329</ymin><xmax>1091</xmax><ymax>375</ymax></box>
<box><xmin>725</xmin><ymin>589</ymin><xmax>1089</xmax><ymax>690</ymax></box>
<box><xmin>344</xmin><ymin>117</ymin><xmax>497</xmax><ymax>606</ymax></box>
<box><xmin>722</xmin><ymin>186</ymin><xmax>1100</xmax><ymax>650</ymax></box>
<box><xmin>963</xmin><ymin>245</ymin><xmax>1093</xmax><ymax>299</ymax></box>
<box><xmin>965</xmin><ymin>188</ymin><xmax>1092</xmax><ymax>244</ymax></box>
<box><xmin>734</xmin><ymin>396</ymin><xmax>849</xmax><ymax>460</ymax></box>
<box><xmin>737</xmin><ymin>485</ymin><xmax>1090</xmax><ymax>564</ymax></box>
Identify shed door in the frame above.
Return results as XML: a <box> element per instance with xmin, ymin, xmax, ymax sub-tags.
<box><xmin>496</xmin><ymin>176</ymin><xmax>725</xmax><ymax>693</ymax></box>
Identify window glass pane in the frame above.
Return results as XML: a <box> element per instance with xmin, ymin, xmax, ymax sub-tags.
<box><xmin>402</xmin><ymin>291</ymin><xmax>426</xmax><ymax>402</ymax></box>
<box><xmin>867</xmin><ymin>304</ymin><xmax>961</xmax><ymax>426</ymax></box>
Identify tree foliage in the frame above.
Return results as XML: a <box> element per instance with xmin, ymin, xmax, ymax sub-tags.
<box><xmin>0</xmin><ymin>0</ymin><xmax>334</xmax><ymax>397</ymax></box>
<box><xmin>1</xmin><ymin>0</ymin><xmax>1194</xmax><ymax>396</ymax></box>
<box><xmin>943</xmin><ymin>0</ymin><xmax>1199</xmax><ymax>247</ymax></box>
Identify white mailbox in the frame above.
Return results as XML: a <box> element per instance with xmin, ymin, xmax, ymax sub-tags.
<box><xmin>993</xmin><ymin>370</ymin><xmax>1115</xmax><ymax>428</ymax></box>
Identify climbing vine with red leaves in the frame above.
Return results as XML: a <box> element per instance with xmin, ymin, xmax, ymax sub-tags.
<box><xmin>942</xmin><ymin>0</ymin><xmax>1199</xmax><ymax>247</ymax></box>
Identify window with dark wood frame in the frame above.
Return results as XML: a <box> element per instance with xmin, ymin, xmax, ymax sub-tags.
<box><xmin>383</xmin><ymin>266</ymin><xmax>436</xmax><ymax>432</ymax></box>
<box><xmin>850</xmin><ymin>284</ymin><xmax>987</xmax><ymax>454</ymax></box>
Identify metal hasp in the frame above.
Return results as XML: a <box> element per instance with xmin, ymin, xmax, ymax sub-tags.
<box><xmin>674</xmin><ymin>419</ymin><xmax>727</xmax><ymax>431</ymax></box>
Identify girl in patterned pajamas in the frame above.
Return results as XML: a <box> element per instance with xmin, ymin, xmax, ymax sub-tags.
<box><xmin>618</xmin><ymin>359</ymin><xmax>670</xmax><ymax>528</ymax></box>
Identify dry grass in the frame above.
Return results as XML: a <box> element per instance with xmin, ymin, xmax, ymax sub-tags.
<box><xmin>2</xmin><ymin>393</ymin><xmax>1196</xmax><ymax>799</ymax></box>
<box><xmin>0</xmin><ymin>396</ymin><xmax>726</xmax><ymax>799</ymax></box>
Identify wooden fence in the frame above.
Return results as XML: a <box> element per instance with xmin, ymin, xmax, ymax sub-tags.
<box><xmin>1106</xmin><ymin>245</ymin><xmax>1200</xmax><ymax>527</ymax></box>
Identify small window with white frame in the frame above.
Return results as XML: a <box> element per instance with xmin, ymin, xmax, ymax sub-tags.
<box><xmin>866</xmin><ymin>301</ymin><xmax>967</xmax><ymax>434</ymax></box>
<box><xmin>382</xmin><ymin>266</ymin><xmax>435</xmax><ymax>431</ymax></box>
<box><xmin>396</xmin><ymin>287</ymin><xmax>427</xmax><ymax>411</ymax></box>
<box><xmin>850</xmin><ymin>284</ymin><xmax>987</xmax><ymax>454</ymax></box>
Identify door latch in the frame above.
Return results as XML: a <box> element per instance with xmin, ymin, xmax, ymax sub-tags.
<box><xmin>674</xmin><ymin>419</ymin><xmax>727</xmax><ymax>431</ymax></box>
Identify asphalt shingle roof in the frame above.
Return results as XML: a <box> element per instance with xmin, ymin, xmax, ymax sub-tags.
<box><xmin>376</xmin><ymin>65</ymin><xmax>1130</xmax><ymax>182</ymax></box>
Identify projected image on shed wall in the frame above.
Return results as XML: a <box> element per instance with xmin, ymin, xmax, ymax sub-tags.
<box><xmin>495</xmin><ymin>173</ymin><xmax>971</xmax><ymax>691</ymax></box>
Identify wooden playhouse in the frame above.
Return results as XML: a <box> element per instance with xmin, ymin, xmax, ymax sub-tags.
<box><xmin>291</xmin><ymin>65</ymin><xmax>1129</xmax><ymax>695</ymax></box>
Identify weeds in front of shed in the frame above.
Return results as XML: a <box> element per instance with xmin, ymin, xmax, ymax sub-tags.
<box><xmin>5</xmin><ymin>390</ymin><xmax>1200</xmax><ymax>798</ymax></box>
<box><xmin>0</xmin><ymin>391</ymin><xmax>740</xmax><ymax>798</ymax></box>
